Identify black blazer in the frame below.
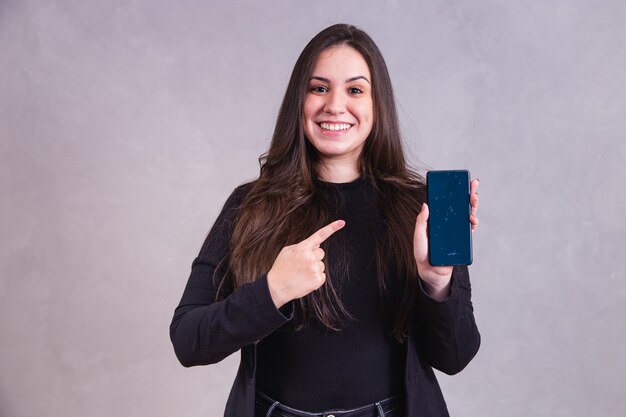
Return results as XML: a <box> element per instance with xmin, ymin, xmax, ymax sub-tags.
<box><xmin>170</xmin><ymin>184</ymin><xmax>480</xmax><ymax>416</ymax></box>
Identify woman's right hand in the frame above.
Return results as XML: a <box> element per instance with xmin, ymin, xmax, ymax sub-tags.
<box><xmin>267</xmin><ymin>220</ymin><xmax>345</xmax><ymax>308</ymax></box>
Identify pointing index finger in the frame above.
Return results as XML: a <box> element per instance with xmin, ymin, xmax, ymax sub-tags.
<box><xmin>304</xmin><ymin>220</ymin><xmax>345</xmax><ymax>247</ymax></box>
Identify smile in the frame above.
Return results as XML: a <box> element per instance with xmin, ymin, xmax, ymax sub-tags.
<box><xmin>319</xmin><ymin>122</ymin><xmax>353</xmax><ymax>131</ymax></box>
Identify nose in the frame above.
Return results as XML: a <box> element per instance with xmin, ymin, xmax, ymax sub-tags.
<box><xmin>323</xmin><ymin>90</ymin><xmax>346</xmax><ymax>115</ymax></box>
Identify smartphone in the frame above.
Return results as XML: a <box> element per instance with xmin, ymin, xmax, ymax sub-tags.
<box><xmin>426</xmin><ymin>170</ymin><xmax>473</xmax><ymax>266</ymax></box>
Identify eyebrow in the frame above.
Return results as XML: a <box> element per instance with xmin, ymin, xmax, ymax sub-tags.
<box><xmin>310</xmin><ymin>75</ymin><xmax>371</xmax><ymax>84</ymax></box>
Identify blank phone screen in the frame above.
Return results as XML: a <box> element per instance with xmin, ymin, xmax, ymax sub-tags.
<box><xmin>427</xmin><ymin>170</ymin><xmax>473</xmax><ymax>266</ymax></box>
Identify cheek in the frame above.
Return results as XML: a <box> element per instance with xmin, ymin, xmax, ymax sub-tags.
<box><xmin>302</xmin><ymin>98</ymin><xmax>317</xmax><ymax>139</ymax></box>
<box><xmin>303</xmin><ymin>96</ymin><xmax>320</xmax><ymax>121</ymax></box>
<box><xmin>357</xmin><ymin>101</ymin><xmax>374</xmax><ymax>125</ymax></box>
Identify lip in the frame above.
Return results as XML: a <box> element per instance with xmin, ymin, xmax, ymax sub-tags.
<box><xmin>317</xmin><ymin>120</ymin><xmax>354</xmax><ymax>125</ymax></box>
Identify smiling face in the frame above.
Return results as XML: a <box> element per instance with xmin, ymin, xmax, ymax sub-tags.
<box><xmin>303</xmin><ymin>45</ymin><xmax>374</xmax><ymax>177</ymax></box>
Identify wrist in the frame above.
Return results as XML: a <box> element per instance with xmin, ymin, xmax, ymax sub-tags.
<box><xmin>267</xmin><ymin>270</ymin><xmax>288</xmax><ymax>308</ymax></box>
<box><xmin>421</xmin><ymin>278</ymin><xmax>451</xmax><ymax>302</ymax></box>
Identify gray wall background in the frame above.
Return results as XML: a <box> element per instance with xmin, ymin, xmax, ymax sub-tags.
<box><xmin>1</xmin><ymin>1</ymin><xmax>625</xmax><ymax>416</ymax></box>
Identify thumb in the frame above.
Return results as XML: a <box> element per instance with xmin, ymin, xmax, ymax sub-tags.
<box><xmin>413</xmin><ymin>203</ymin><xmax>429</xmax><ymax>264</ymax></box>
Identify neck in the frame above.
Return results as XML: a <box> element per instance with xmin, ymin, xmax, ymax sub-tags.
<box><xmin>316</xmin><ymin>159</ymin><xmax>360</xmax><ymax>183</ymax></box>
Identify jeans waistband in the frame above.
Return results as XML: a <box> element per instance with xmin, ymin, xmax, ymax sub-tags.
<box><xmin>255</xmin><ymin>391</ymin><xmax>403</xmax><ymax>417</ymax></box>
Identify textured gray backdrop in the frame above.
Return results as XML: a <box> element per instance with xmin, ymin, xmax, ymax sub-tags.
<box><xmin>1</xmin><ymin>1</ymin><xmax>625</xmax><ymax>416</ymax></box>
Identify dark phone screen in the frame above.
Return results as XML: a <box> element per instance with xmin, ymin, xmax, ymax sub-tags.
<box><xmin>427</xmin><ymin>170</ymin><xmax>473</xmax><ymax>266</ymax></box>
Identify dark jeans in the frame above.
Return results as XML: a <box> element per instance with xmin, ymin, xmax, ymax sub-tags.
<box><xmin>255</xmin><ymin>391</ymin><xmax>405</xmax><ymax>417</ymax></box>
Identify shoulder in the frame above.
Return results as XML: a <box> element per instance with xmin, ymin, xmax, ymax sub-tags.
<box><xmin>221</xmin><ymin>181</ymin><xmax>255</xmax><ymax>211</ymax></box>
<box><xmin>204</xmin><ymin>181</ymin><xmax>256</xmax><ymax>235</ymax></box>
<box><xmin>371</xmin><ymin>173</ymin><xmax>426</xmax><ymax>204</ymax></box>
<box><xmin>196</xmin><ymin>181</ymin><xmax>255</xmax><ymax>257</ymax></box>
<box><xmin>231</xmin><ymin>180</ymin><xmax>255</xmax><ymax>201</ymax></box>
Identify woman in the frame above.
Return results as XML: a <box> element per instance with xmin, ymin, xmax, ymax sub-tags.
<box><xmin>170</xmin><ymin>23</ymin><xmax>480</xmax><ymax>417</ymax></box>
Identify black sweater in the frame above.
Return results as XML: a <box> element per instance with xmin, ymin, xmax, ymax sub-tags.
<box><xmin>256</xmin><ymin>177</ymin><xmax>405</xmax><ymax>410</ymax></box>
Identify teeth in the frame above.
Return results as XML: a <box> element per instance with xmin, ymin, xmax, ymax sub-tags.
<box><xmin>320</xmin><ymin>122</ymin><xmax>352</xmax><ymax>131</ymax></box>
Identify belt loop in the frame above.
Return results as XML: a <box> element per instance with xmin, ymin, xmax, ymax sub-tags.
<box><xmin>266</xmin><ymin>400</ymin><xmax>280</xmax><ymax>417</ymax></box>
<box><xmin>375</xmin><ymin>401</ymin><xmax>385</xmax><ymax>417</ymax></box>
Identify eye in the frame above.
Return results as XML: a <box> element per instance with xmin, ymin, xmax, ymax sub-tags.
<box><xmin>310</xmin><ymin>85</ymin><xmax>328</xmax><ymax>94</ymax></box>
<box><xmin>348</xmin><ymin>86</ymin><xmax>364</xmax><ymax>95</ymax></box>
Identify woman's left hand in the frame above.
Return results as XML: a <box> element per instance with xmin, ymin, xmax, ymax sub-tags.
<box><xmin>413</xmin><ymin>179</ymin><xmax>480</xmax><ymax>301</ymax></box>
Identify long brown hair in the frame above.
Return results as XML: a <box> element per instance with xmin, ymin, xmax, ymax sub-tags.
<box><xmin>224</xmin><ymin>24</ymin><xmax>425</xmax><ymax>341</ymax></box>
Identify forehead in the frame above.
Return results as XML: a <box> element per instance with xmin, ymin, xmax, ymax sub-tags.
<box><xmin>312</xmin><ymin>46</ymin><xmax>371</xmax><ymax>78</ymax></box>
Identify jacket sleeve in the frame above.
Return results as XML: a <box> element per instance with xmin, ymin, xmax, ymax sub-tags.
<box><xmin>414</xmin><ymin>265</ymin><xmax>481</xmax><ymax>375</ymax></box>
<box><xmin>169</xmin><ymin>185</ymin><xmax>293</xmax><ymax>367</ymax></box>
